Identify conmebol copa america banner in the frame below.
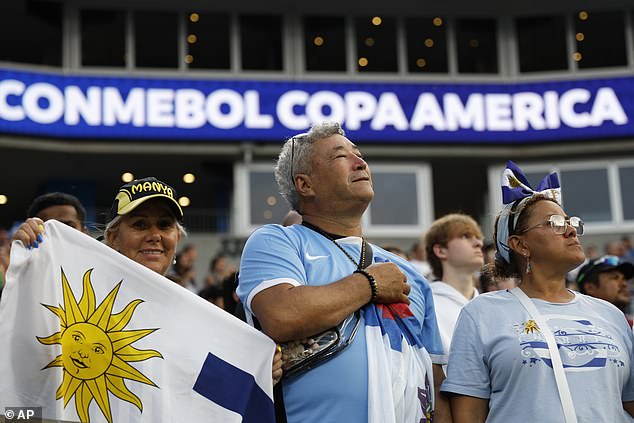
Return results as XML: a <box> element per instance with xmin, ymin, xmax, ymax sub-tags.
<box><xmin>0</xmin><ymin>67</ymin><xmax>632</xmax><ymax>143</ymax></box>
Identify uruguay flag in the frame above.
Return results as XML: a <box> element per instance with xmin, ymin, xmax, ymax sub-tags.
<box><xmin>501</xmin><ymin>160</ymin><xmax>561</xmax><ymax>205</ymax></box>
<box><xmin>0</xmin><ymin>221</ymin><xmax>275</xmax><ymax>423</ymax></box>
<box><xmin>364</xmin><ymin>302</ymin><xmax>434</xmax><ymax>423</ymax></box>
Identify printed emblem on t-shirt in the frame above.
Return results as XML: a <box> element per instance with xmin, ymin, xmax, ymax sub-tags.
<box><xmin>513</xmin><ymin>314</ymin><xmax>624</xmax><ymax>371</ymax></box>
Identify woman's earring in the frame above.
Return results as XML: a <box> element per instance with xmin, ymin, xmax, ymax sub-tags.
<box><xmin>525</xmin><ymin>255</ymin><xmax>532</xmax><ymax>274</ymax></box>
<box><xmin>173</xmin><ymin>256</ymin><xmax>177</xmax><ymax>265</ymax></box>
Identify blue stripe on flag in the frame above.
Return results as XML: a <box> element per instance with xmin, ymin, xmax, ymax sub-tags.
<box><xmin>193</xmin><ymin>352</ymin><xmax>275</xmax><ymax>423</ymax></box>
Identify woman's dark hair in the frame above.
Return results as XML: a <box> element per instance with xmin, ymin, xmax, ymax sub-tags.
<box><xmin>485</xmin><ymin>195</ymin><xmax>558</xmax><ymax>280</ymax></box>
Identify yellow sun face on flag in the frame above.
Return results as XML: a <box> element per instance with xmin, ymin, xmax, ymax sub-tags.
<box><xmin>37</xmin><ymin>268</ymin><xmax>162</xmax><ymax>423</ymax></box>
<box><xmin>508</xmin><ymin>175</ymin><xmax>522</xmax><ymax>188</ymax></box>
<box><xmin>524</xmin><ymin>319</ymin><xmax>540</xmax><ymax>334</ymax></box>
<box><xmin>61</xmin><ymin>322</ymin><xmax>114</xmax><ymax>380</ymax></box>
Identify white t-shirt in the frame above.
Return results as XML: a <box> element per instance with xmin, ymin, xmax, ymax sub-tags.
<box><xmin>430</xmin><ymin>281</ymin><xmax>478</xmax><ymax>355</ymax></box>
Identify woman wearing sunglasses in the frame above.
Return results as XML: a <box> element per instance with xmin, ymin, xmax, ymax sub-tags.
<box><xmin>442</xmin><ymin>161</ymin><xmax>634</xmax><ymax>423</ymax></box>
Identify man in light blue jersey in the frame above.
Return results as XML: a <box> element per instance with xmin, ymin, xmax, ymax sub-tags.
<box><xmin>237</xmin><ymin>122</ymin><xmax>449</xmax><ymax>423</ymax></box>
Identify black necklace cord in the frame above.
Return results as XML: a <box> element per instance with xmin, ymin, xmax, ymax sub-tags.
<box><xmin>301</xmin><ymin>221</ymin><xmax>376</xmax><ymax>302</ymax></box>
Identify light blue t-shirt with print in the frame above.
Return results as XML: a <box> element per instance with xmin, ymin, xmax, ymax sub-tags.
<box><xmin>237</xmin><ymin>224</ymin><xmax>445</xmax><ymax>423</ymax></box>
<box><xmin>442</xmin><ymin>289</ymin><xmax>634</xmax><ymax>423</ymax></box>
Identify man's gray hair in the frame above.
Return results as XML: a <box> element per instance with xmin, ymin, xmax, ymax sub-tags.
<box><xmin>275</xmin><ymin>122</ymin><xmax>345</xmax><ymax>210</ymax></box>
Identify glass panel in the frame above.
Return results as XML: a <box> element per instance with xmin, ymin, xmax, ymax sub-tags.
<box><xmin>620</xmin><ymin>167</ymin><xmax>634</xmax><ymax>220</ymax></box>
<box><xmin>516</xmin><ymin>16</ymin><xmax>567</xmax><ymax>73</ymax></box>
<box><xmin>134</xmin><ymin>11</ymin><xmax>178</xmax><ymax>68</ymax></box>
<box><xmin>304</xmin><ymin>16</ymin><xmax>346</xmax><ymax>72</ymax></box>
<box><xmin>370</xmin><ymin>173</ymin><xmax>418</xmax><ymax>225</ymax></box>
<box><xmin>575</xmin><ymin>10</ymin><xmax>627</xmax><ymax>69</ymax></box>
<box><xmin>405</xmin><ymin>16</ymin><xmax>448</xmax><ymax>73</ymax></box>
<box><xmin>355</xmin><ymin>16</ymin><xmax>398</xmax><ymax>72</ymax></box>
<box><xmin>81</xmin><ymin>10</ymin><xmax>126</xmax><ymax>67</ymax></box>
<box><xmin>0</xmin><ymin>1</ymin><xmax>62</xmax><ymax>66</ymax></box>
<box><xmin>249</xmin><ymin>171</ymin><xmax>288</xmax><ymax>225</ymax></box>
<box><xmin>240</xmin><ymin>15</ymin><xmax>283</xmax><ymax>70</ymax></box>
<box><xmin>455</xmin><ymin>18</ymin><xmax>498</xmax><ymax>74</ymax></box>
<box><xmin>187</xmin><ymin>12</ymin><xmax>230</xmax><ymax>69</ymax></box>
<box><xmin>560</xmin><ymin>169</ymin><xmax>611</xmax><ymax>222</ymax></box>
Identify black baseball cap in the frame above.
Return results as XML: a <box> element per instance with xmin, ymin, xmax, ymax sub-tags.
<box><xmin>110</xmin><ymin>177</ymin><xmax>183</xmax><ymax>221</ymax></box>
<box><xmin>576</xmin><ymin>255</ymin><xmax>634</xmax><ymax>285</ymax></box>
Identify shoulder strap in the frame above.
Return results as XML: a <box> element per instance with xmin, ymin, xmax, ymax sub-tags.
<box><xmin>273</xmin><ymin>382</ymin><xmax>287</xmax><ymax>423</ymax></box>
<box><xmin>509</xmin><ymin>287</ymin><xmax>577</xmax><ymax>423</ymax></box>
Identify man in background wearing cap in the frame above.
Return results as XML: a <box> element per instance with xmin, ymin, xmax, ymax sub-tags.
<box><xmin>577</xmin><ymin>255</ymin><xmax>634</xmax><ymax>328</ymax></box>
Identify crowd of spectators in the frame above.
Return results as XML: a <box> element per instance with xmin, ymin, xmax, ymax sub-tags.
<box><xmin>1</xmin><ymin>125</ymin><xmax>634</xmax><ymax>422</ymax></box>
<box><xmin>3</xmin><ymin>209</ymin><xmax>634</xmax><ymax>315</ymax></box>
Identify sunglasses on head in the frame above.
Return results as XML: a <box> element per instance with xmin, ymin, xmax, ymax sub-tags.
<box><xmin>289</xmin><ymin>133</ymin><xmax>308</xmax><ymax>182</ymax></box>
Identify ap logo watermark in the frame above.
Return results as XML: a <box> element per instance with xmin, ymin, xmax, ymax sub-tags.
<box><xmin>4</xmin><ymin>407</ymin><xmax>42</xmax><ymax>421</ymax></box>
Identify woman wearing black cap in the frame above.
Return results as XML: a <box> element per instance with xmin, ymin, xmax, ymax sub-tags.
<box><xmin>104</xmin><ymin>177</ymin><xmax>185</xmax><ymax>276</ymax></box>
<box><xmin>13</xmin><ymin>176</ymin><xmax>186</xmax><ymax>278</ymax></box>
<box><xmin>12</xmin><ymin>176</ymin><xmax>284</xmax><ymax>385</ymax></box>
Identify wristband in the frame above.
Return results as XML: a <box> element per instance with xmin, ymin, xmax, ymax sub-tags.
<box><xmin>354</xmin><ymin>269</ymin><xmax>377</xmax><ymax>303</ymax></box>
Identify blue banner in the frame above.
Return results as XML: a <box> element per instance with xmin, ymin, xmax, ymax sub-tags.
<box><xmin>0</xmin><ymin>67</ymin><xmax>632</xmax><ymax>143</ymax></box>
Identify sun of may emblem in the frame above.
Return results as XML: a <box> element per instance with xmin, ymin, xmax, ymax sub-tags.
<box><xmin>508</xmin><ymin>175</ymin><xmax>522</xmax><ymax>188</ymax></box>
<box><xmin>37</xmin><ymin>268</ymin><xmax>162</xmax><ymax>423</ymax></box>
<box><xmin>524</xmin><ymin>319</ymin><xmax>540</xmax><ymax>334</ymax></box>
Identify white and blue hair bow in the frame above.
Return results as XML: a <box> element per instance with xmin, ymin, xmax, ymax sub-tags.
<box><xmin>496</xmin><ymin>161</ymin><xmax>561</xmax><ymax>263</ymax></box>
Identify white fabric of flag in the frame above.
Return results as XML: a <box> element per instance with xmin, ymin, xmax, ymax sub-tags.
<box><xmin>364</xmin><ymin>303</ymin><xmax>435</xmax><ymax>423</ymax></box>
<box><xmin>0</xmin><ymin>220</ymin><xmax>275</xmax><ymax>423</ymax></box>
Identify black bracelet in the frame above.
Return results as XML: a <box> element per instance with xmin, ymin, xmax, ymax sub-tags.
<box><xmin>354</xmin><ymin>269</ymin><xmax>377</xmax><ymax>303</ymax></box>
